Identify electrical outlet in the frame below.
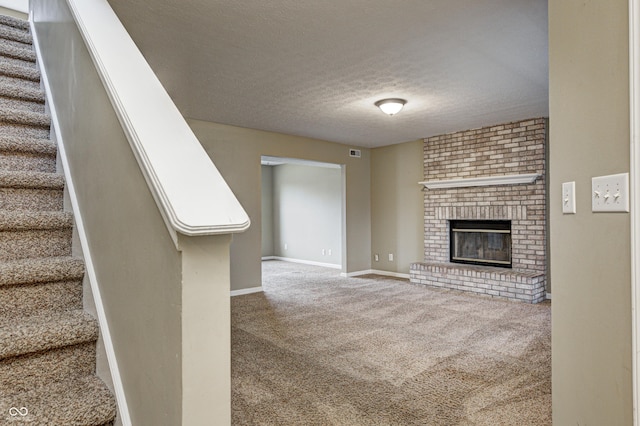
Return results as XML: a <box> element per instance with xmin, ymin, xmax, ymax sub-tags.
<box><xmin>388</xmin><ymin>253</ymin><xmax>394</xmax><ymax>261</ymax></box>
<box><xmin>562</xmin><ymin>181</ymin><xmax>576</xmax><ymax>214</ymax></box>
<box><xmin>322</xmin><ymin>249</ymin><xmax>326</xmax><ymax>255</ymax></box>
<box><xmin>374</xmin><ymin>254</ymin><xmax>379</xmax><ymax>262</ymax></box>
<box><xmin>328</xmin><ymin>249</ymin><xmax>332</xmax><ymax>256</ymax></box>
<box><xmin>592</xmin><ymin>173</ymin><xmax>629</xmax><ymax>213</ymax></box>
<box><xmin>284</xmin><ymin>243</ymin><xmax>288</xmax><ymax>250</ymax></box>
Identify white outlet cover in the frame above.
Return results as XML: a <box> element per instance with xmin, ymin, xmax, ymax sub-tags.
<box><xmin>562</xmin><ymin>181</ymin><xmax>576</xmax><ymax>214</ymax></box>
<box><xmin>592</xmin><ymin>173</ymin><xmax>629</xmax><ymax>213</ymax></box>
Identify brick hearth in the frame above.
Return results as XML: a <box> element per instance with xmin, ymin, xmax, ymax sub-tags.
<box><xmin>410</xmin><ymin>118</ymin><xmax>547</xmax><ymax>303</ymax></box>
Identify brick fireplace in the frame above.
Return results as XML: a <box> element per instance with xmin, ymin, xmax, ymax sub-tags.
<box><xmin>410</xmin><ymin>118</ymin><xmax>547</xmax><ymax>303</ymax></box>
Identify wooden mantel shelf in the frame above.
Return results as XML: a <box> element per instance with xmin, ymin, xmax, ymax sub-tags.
<box><xmin>419</xmin><ymin>173</ymin><xmax>541</xmax><ymax>189</ymax></box>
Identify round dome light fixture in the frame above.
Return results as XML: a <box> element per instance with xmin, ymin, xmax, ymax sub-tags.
<box><xmin>375</xmin><ymin>98</ymin><xmax>407</xmax><ymax>116</ymax></box>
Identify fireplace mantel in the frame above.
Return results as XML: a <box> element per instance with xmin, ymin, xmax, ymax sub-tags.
<box><xmin>419</xmin><ymin>173</ymin><xmax>541</xmax><ymax>190</ymax></box>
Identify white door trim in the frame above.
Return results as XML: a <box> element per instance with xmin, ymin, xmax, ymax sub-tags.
<box><xmin>629</xmin><ymin>0</ymin><xmax>640</xmax><ymax>423</ymax></box>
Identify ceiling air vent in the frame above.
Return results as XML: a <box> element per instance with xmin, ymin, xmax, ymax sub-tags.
<box><xmin>349</xmin><ymin>149</ymin><xmax>361</xmax><ymax>158</ymax></box>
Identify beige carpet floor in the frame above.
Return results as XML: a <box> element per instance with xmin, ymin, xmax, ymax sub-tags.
<box><xmin>231</xmin><ymin>260</ymin><xmax>551</xmax><ymax>425</ymax></box>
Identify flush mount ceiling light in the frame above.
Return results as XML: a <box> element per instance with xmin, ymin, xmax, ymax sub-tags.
<box><xmin>374</xmin><ymin>98</ymin><xmax>407</xmax><ymax>116</ymax></box>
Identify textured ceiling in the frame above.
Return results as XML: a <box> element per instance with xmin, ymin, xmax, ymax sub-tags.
<box><xmin>107</xmin><ymin>0</ymin><xmax>548</xmax><ymax>148</ymax></box>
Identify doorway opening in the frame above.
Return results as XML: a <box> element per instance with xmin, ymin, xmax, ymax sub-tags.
<box><xmin>260</xmin><ymin>156</ymin><xmax>345</xmax><ymax>281</ymax></box>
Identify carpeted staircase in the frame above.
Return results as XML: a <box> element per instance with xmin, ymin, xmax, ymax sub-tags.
<box><xmin>0</xmin><ymin>14</ymin><xmax>117</xmax><ymax>425</ymax></box>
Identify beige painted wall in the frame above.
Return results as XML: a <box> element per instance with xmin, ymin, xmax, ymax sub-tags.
<box><xmin>272</xmin><ymin>163</ymin><xmax>342</xmax><ymax>265</ymax></box>
<box><xmin>0</xmin><ymin>6</ymin><xmax>26</xmax><ymax>18</ymax></box>
<box><xmin>371</xmin><ymin>140</ymin><xmax>424</xmax><ymax>274</ymax></box>
<box><xmin>549</xmin><ymin>0</ymin><xmax>632</xmax><ymax>423</ymax></box>
<box><xmin>189</xmin><ymin>119</ymin><xmax>371</xmax><ymax>290</ymax></box>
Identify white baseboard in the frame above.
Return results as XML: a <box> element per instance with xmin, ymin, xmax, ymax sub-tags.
<box><xmin>230</xmin><ymin>286</ymin><xmax>264</xmax><ymax>297</ymax></box>
<box><xmin>341</xmin><ymin>270</ymin><xmax>371</xmax><ymax>277</ymax></box>
<box><xmin>546</xmin><ymin>293</ymin><xmax>552</xmax><ymax>300</ymax></box>
<box><xmin>266</xmin><ymin>256</ymin><xmax>342</xmax><ymax>270</ymax></box>
<box><xmin>372</xmin><ymin>270</ymin><xmax>411</xmax><ymax>279</ymax></box>
<box><xmin>341</xmin><ymin>269</ymin><xmax>410</xmax><ymax>279</ymax></box>
<box><xmin>32</xmin><ymin>22</ymin><xmax>132</xmax><ymax>426</ymax></box>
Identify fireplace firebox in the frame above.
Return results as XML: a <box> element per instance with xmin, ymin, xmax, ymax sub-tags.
<box><xmin>450</xmin><ymin>220</ymin><xmax>512</xmax><ymax>268</ymax></box>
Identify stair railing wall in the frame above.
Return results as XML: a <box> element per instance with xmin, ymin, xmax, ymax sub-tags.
<box><xmin>29</xmin><ymin>0</ymin><xmax>248</xmax><ymax>424</ymax></box>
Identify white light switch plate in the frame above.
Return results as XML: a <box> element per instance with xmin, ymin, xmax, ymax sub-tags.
<box><xmin>562</xmin><ymin>182</ymin><xmax>576</xmax><ymax>214</ymax></box>
<box><xmin>592</xmin><ymin>173</ymin><xmax>629</xmax><ymax>213</ymax></box>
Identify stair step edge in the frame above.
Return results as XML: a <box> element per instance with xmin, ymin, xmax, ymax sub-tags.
<box><xmin>0</xmin><ymin>135</ymin><xmax>56</xmax><ymax>155</ymax></box>
<box><xmin>0</xmin><ymin>256</ymin><xmax>84</xmax><ymax>286</ymax></box>
<box><xmin>0</xmin><ymin>108</ymin><xmax>50</xmax><ymax>128</ymax></box>
<box><xmin>0</xmin><ymin>62</ymin><xmax>40</xmax><ymax>82</ymax></box>
<box><xmin>0</xmin><ymin>341</ymin><xmax>95</xmax><ymax>394</ymax></box>
<box><xmin>0</xmin><ymin>15</ymin><xmax>30</xmax><ymax>32</ymax></box>
<box><xmin>0</xmin><ymin>81</ymin><xmax>45</xmax><ymax>103</ymax></box>
<box><xmin>0</xmin><ymin>44</ymin><xmax>36</xmax><ymax>63</ymax></box>
<box><xmin>0</xmin><ymin>310</ymin><xmax>98</xmax><ymax>359</ymax></box>
<box><xmin>0</xmin><ymin>26</ymin><xmax>32</xmax><ymax>45</ymax></box>
<box><xmin>0</xmin><ymin>211</ymin><xmax>73</xmax><ymax>231</ymax></box>
<box><xmin>0</xmin><ymin>375</ymin><xmax>116</xmax><ymax>425</ymax></box>
<box><xmin>0</xmin><ymin>170</ymin><xmax>64</xmax><ymax>189</ymax></box>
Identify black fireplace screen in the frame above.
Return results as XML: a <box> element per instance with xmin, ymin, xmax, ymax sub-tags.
<box><xmin>450</xmin><ymin>220</ymin><xmax>512</xmax><ymax>268</ymax></box>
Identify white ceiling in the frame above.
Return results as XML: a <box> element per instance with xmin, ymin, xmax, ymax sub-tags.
<box><xmin>107</xmin><ymin>0</ymin><xmax>548</xmax><ymax>148</ymax></box>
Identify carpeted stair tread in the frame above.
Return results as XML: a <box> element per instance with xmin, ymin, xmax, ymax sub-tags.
<box><xmin>0</xmin><ymin>135</ymin><xmax>56</xmax><ymax>155</ymax></box>
<box><xmin>0</xmin><ymin>310</ymin><xmax>98</xmax><ymax>358</ymax></box>
<box><xmin>0</xmin><ymin>108</ymin><xmax>50</xmax><ymax>128</ymax></box>
<box><xmin>0</xmin><ymin>15</ymin><xmax>29</xmax><ymax>32</ymax></box>
<box><xmin>0</xmin><ymin>122</ymin><xmax>49</xmax><ymax>140</ymax></box>
<box><xmin>0</xmin><ymin>42</ymin><xmax>35</xmax><ymax>63</ymax></box>
<box><xmin>0</xmin><ymin>278</ymin><xmax>82</xmax><ymax>322</ymax></box>
<box><xmin>0</xmin><ymin>97</ymin><xmax>44</xmax><ymax>115</ymax></box>
<box><xmin>0</xmin><ymin>257</ymin><xmax>84</xmax><ymax>286</ymax></box>
<box><xmin>0</xmin><ymin>170</ymin><xmax>64</xmax><ymax>189</ymax></box>
<box><xmin>0</xmin><ymin>22</ymin><xmax>31</xmax><ymax>37</ymax></box>
<box><xmin>0</xmin><ymin>136</ymin><xmax>57</xmax><ymax>173</ymax></box>
<box><xmin>0</xmin><ymin>61</ymin><xmax>40</xmax><ymax>82</ymax></box>
<box><xmin>0</xmin><ymin>74</ymin><xmax>40</xmax><ymax>92</ymax></box>
<box><xmin>0</xmin><ymin>210</ymin><xmax>72</xmax><ymax>231</ymax></box>
<box><xmin>0</xmin><ymin>22</ymin><xmax>32</xmax><ymax>45</ymax></box>
<box><xmin>0</xmin><ymin>342</ymin><xmax>94</xmax><ymax>394</ymax></box>
<box><xmin>0</xmin><ymin>375</ymin><xmax>117</xmax><ymax>425</ymax></box>
<box><xmin>0</xmin><ymin>170</ymin><xmax>63</xmax><ymax>212</ymax></box>
<box><xmin>0</xmin><ymin>73</ymin><xmax>40</xmax><ymax>90</ymax></box>
<box><xmin>0</xmin><ymin>37</ymin><xmax>33</xmax><ymax>53</ymax></box>
<box><xmin>0</xmin><ymin>80</ymin><xmax>45</xmax><ymax>103</ymax></box>
<box><xmin>0</xmin><ymin>55</ymin><xmax>36</xmax><ymax>71</ymax></box>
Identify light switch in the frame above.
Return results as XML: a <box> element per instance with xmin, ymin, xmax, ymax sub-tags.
<box><xmin>562</xmin><ymin>182</ymin><xmax>576</xmax><ymax>214</ymax></box>
<box><xmin>592</xmin><ymin>173</ymin><xmax>629</xmax><ymax>213</ymax></box>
